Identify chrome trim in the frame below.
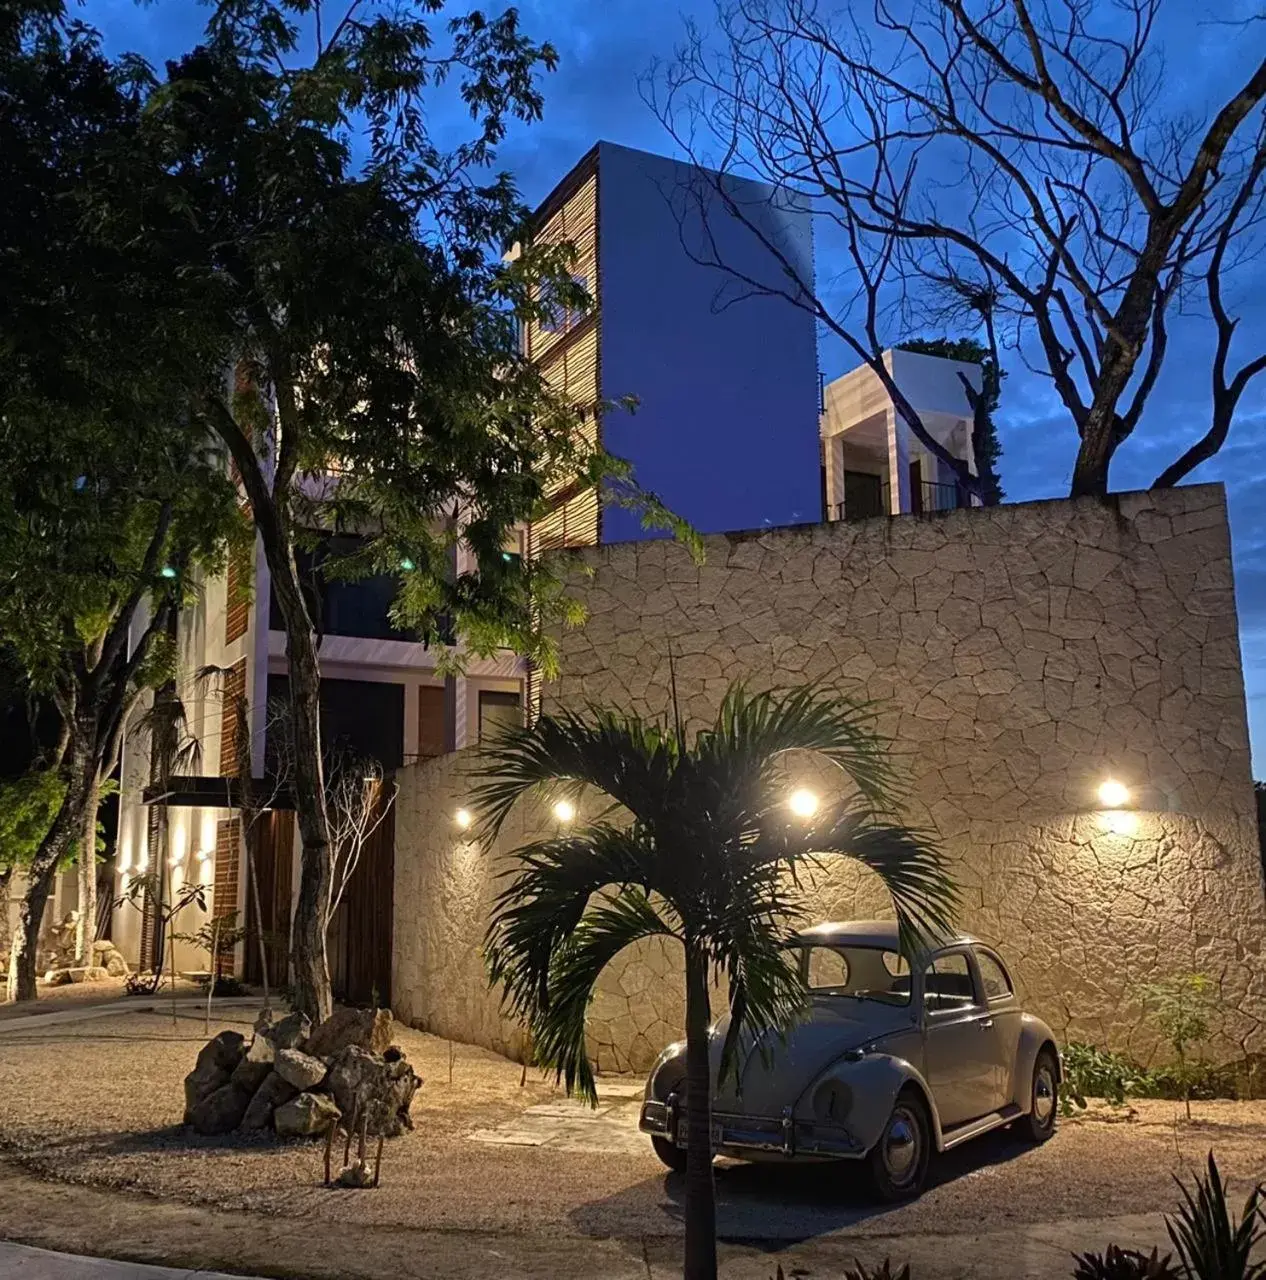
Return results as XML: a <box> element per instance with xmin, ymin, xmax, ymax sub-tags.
<box><xmin>641</xmin><ymin>1102</ymin><xmax>864</xmax><ymax>1160</ymax></box>
<box><xmin>939</xmin><ymin>1105</ymin><xmax>1021</xmax><ymax>1151</ymax></box>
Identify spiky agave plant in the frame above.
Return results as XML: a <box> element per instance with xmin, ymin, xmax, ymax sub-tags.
<box><xmin>1166</xmin><ymin>1152</ymin><xmax>1265</xmax><ymax>1280</ymax></box>
<box><xmin>476</xmin><ymin>682</ymin><xmax>957</xmax><ymax>1280</ymax></box>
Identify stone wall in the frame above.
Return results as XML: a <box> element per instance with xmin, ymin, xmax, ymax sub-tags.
<box><xmin>392</xmin><ymin>485</ymin><xmax>1266</xmax><ymax>1069</ymax></box>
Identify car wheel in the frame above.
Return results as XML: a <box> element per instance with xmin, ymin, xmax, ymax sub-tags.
<box><xmin>1016</xmin><ymin>1048</ymin><xmax>1059</xmax><ymax>1142</ymax></box>
<box><xmin>866</xmin><ymin>1090</ymin><xmax>931</xmax><ymax>1202</ymax></box>
<box><xmin>650</xmin><ymin>1134</ymin><xmax>689</xmax><ymax>1173</ymax></box>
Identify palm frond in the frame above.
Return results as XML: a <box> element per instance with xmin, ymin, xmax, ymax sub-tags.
<box><xmin>692</xmin><ymin>684</ymin><xmax>901</xmax><ymax>814</ymax></box>
<box><xmin>468</xmin><ymin>705</ymin><xmax>678</xmax><ymax>840</ymax></box>
<box><xmin>526</xmin><ymin>888</ymin><xmax>676</xmax><ymax>1105</ymax></box>
<box><xmin>753</xmin><ymin>800</ymin><xmax>959</xmax><ymax>956</ymax></box>
<box><xmin>1166</xmin><ymin>1152</ymin><xmax>1265</xmax><ymax>1280</ymax></box>
<box><xmin>486</xmin><ymin>822</ymin><xmax>680</xmax><ymax>1026</ymax></box>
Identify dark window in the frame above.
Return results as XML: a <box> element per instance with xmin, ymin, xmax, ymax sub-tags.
<box><xmin>267</xmin><ymin>675</ymin><xmax>404</xmax><ymax>770</ymax></box>
<box><xmin>269</xmin><ymin>534</ymin><xmax>409</xmax><ymax>642</ymax></box>
<box><xmin>841</xmin><ymin>470</ymin><xmax>885</xmax><ymax>521</ymax></box>
<box><xmin>975</xmin><ymin>950</ymin><xmax>1013</xmax><ymax>1000</ymax></box>
<box><xmin>478</xmin><ymin>690</ymin><xmax>522</xmax><ymax>743</ymax></box>
<box><xmin>923</xmin><ymin>953</ymin><xmax>978</xmax><ymax>1013</ymax></box>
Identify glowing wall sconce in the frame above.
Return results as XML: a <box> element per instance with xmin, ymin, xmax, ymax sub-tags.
<box><xmin>454</xmin><ymin>808</ymin><xmax>473</xmax><ymax>831</ymax></box>
<box><xmin>1097</xmin><ymin>778</ymin><xmax>1130</xmax><ymax>809</ymax></box>
<box><xmin>552</xmin><ymin>799</ymin><xmax>576</xmax><ymax>824</ymax></box>
<box><xmin>788</xmin><ymin>788</ymin><xmax>819</xmax><ymax>819</ymax></box>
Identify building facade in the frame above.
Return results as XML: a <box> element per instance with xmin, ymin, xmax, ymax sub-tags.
<box><xmin>821</xmin><ymin>348</ymin><xmax>982</xmax><ymax>522</ymax></box>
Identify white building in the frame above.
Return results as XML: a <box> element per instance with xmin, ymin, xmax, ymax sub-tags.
<box><xmin>821</xmin><ymin>348</ymin><xmax>982</xmax><ymax>521</ymax></box>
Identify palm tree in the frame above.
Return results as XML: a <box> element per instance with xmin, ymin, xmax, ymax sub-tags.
<box><xmin>475</xmin><ymin>683</ymin><xmax>957</xmax><ymax>1280</ymax></box>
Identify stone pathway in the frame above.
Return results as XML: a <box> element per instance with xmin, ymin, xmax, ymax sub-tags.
<box><xmin>0</xmin><ymin>1241</ymin><xmax>262</xmax><ymax>1279</ymax></box>
<box><xmin>0</xmin><ymin>998</ymin><xmax>264</xmax><ymax>1035</ymax></box>
<box><xmin>469</xmin><ymin>1080</ymin><xmax>647</xmax><ymax>1155</ymax></box>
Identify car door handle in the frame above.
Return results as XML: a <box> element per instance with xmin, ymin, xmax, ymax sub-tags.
<box><xmin>977</xmin><ymin>1017</ymin><xmax>994</xmax><ymax>1029</ymax></box>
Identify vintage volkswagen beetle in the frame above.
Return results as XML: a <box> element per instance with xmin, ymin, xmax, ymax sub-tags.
<box><xmin>639</xmin><ymin>921</ymin><xmax>1060</xmax><ymax>1199</ymax></box>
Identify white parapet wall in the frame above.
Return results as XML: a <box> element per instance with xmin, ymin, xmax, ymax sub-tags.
<box><xmin>392</xmin><ymin>484</ymin><xmax>1266</xmax><ymax>1070</ymax></box>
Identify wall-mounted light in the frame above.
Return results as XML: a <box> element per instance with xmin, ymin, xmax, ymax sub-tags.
<box><xmin>160</xmin><ymin>565</ymin><xmax>178</xmax><ymax>580</ymax></box>
<box><xmin>196</xmin><ymin>848</ymin><xmax>211</xmax><ymax>864</ymax></box>
<box><xmin>1098</xmin><ymin>778</ymin><xmax>1130</xmax><ymax>809</ymax></box>
<box><xmin>553</xmin><ymin>799</ymin><xmax>576</xmax><ymax>824</ymax></box>
<box><xmin>454</xmin><ymin>808</ymin><xmax>473</xmax><ymax>830</ymax></box>
<box><xmin>788</xmin><ymin>788</ymin><xmax>819</xmax><ymax>819</ymax></box>
<box><xmin>400</xmin><ymin>557</ymin><xmax>416</xmax><ymax>572</ymax></box>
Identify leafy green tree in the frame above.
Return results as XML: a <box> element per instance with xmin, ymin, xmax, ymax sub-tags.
<box><xmin>1136</xmin><ymin>974</ymin><xmax>1220</xmax><ymax>1121</ymax></box>
<box><xmin>0</xmin><ymin>5</ymin><xmax>240</xmax><ymax>1000</ymax></box>
<box><xmin>478</xmin><ymin>684</ymin><xmax>957</xmax><ymax>1280</ymax></box>
<box><xmin>898</xmin><ymin>337</ymin><xmax>1005</xmax><ymax>506</ymax></box>
<box><xmin>135</xmin><ymin>0</ymin><xmax>688</xmax><ymax>1022</ymax></box>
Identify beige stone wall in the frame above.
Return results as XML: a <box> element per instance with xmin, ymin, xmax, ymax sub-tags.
<box><xmin>392</xmin><ymin>485</ymin><xmax>1266</xmax><ymax>1069</ymax></box>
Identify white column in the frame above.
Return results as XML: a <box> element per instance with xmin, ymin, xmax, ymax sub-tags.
<box><xmin>886</xmin><ymin>406</ymin><xmax>910</xmax><ymax>514</ymax></box>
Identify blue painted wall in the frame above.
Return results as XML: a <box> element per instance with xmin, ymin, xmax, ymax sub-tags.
<box><xmin>595</xmin><ymin>143</ymin><xmax>821</xmax><ymax>541</ymax></box>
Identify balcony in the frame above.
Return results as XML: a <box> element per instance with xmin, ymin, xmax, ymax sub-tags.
<box><xmin>832</xmin><ymin>478</ymin><xmax>970</xmax><ymax>522</ymax></box>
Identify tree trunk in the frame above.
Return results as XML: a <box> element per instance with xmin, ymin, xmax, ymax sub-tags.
<box><xmin>682</xmin><ymin>944</ymin><xmax>717</xmax><ymax>1280</ymax></box>
<box><xmin>268</xmin><ymin>557</ymin><xmax>333</xmax><ymax>1025</ymax></box>
<box><xmin>74</xmin><ymin>771</ymin><xmax>101</xmax><ymax>964</ymax></box>
<box><xmin>6</xmin><ymin>730</ymin><xmax>95</xmax><ymax>1002</ymax></box>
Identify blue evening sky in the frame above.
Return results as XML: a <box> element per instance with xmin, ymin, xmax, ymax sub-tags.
<box><xmin>84</xmin><ymin>0</ymin><xmax>1266</xmax><ymax>772</ymax></box>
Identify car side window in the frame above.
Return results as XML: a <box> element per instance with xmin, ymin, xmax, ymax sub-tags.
<box><xmin>922</xmin><ymin>952</ymin><xmax>978</xmax><ymax>1014</ymax></box>
<box><xmin>975</xmin><ymin>950</ymin><xmax>1013</xmax><ymax>1001</ymax></box>
<box><xmin>805</xmin><ymin>947</ymin><xmax>850</xmax><ymax>992</ymax></box>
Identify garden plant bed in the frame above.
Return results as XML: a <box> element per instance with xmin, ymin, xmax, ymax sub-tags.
<box><xmin>0</xmin><ymin>1006</ymin><xmax>1265</xmax><ymax>1278</ymax></box>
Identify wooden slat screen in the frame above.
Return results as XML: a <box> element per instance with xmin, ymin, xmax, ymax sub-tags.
<box><xmin>243</xmin><ymin>810</ymin><xmax>293</xmax><ymax>988</ymax></box>
<box><xmin>224</xmin><ymin>504</ymin><xmax>253</xmax><ymax>645</ymax></box>
<box><xmin>212</xmin><ymin>818</ymin><xmax>241</xmax><ymax>975</ymax></box>
<box><xmin>218</xmin><ymin>658</ymin><xmax>247</xmax><ymax>776</ymax></box>
<box><xmin>416</xmin><ymin>683</ymin><xmax>447</xmax><ymax>760</ymax></box>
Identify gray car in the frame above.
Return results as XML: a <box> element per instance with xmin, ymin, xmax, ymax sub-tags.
<box><xmin>638</xmin><ymin>921</ymin><xmax>1060</xmax><ymax>1199</ymax></box>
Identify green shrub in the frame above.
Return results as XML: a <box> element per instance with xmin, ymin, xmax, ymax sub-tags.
<box><xmin>1061</xmin><ymin>1041</ymin><xmax>1151</xmax><ymax>1113</ymax></box>
<box><xmin>1071</xmin><ymin>1246</ymin><xmax>1179</xmax><ymax>1279</ymax></box>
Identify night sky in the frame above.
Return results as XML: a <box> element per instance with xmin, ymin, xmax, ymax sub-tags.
<box><xmin>84</xmin><ymin>0</ymin><xmax>1266</xmax><ymax>771</ymax></box>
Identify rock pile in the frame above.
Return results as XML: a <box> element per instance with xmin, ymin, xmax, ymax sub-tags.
<box><xmin>183</xmin><ymin>1006</ymin><xmax>421</xmax><ymax>1140</ymax></box>
<box><xmin>23</xmin><ymin>913</ymin><xmax>131</xmax><ymax>985</ymax></box>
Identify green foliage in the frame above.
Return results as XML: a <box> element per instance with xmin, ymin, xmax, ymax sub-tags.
<box><xmin>898</xmin><ymin>336</ymin><xmax>1005</xmax><ymax>505</ymax></box>
<box><xmin>1137</xmin><ymin>975</ymin><xmax>1222</xmax><ymax>1117</ymax></box>
<box><xmin>1072</xmin><ymin>1246</ymin><xmax>1180</xmax><ymax>1279</ymax></box>
<box><xmin>479</xmin><ymin>682</ymin><xmax>956</xmax><ymax>1105</ymax></box>
<box><xmin>173</xmin><ymin>910</ymin><xmax>248</xmax><ymax>968</ymax></box>
<box><xmin>0</xmin><ymin>771</ymin><xmax>67</xmax><ymax>872</ymax></box>
<box><xmin>1060</xmin><ymin>1042</ymin><xmax>1152</xmax><ymax>1113</ymax></box>
<box><xmin>1166</xmin><ymin>1153</ymin><xmax>1265</xmax><ymax>1280</ymax></box>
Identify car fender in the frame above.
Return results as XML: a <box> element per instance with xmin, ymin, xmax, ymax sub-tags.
<box><xmin>1008</xmin><ymin>1012</ymin><xmax>1061</xmax><ymax>1109</ymax></box>
<box><xmin>794</xmin><ymin>1050</ymin><xmax>946</xmax><ymax>1153</ymax></box>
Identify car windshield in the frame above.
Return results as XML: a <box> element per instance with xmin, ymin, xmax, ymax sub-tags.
<box><xmin>799</xmin><ymin>943</ymin><xmax>911</xmax><ymax>1006</ymax></box>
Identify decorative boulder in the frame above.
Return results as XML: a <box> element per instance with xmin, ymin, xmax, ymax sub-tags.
<box><xmin>189</xmin><ymin>1083</ymin><xmax>254</xmax><ymax>1136</ymax></box>
<box><xmin>240</xmin><ymin>1071</ymin><xmax>298</xmax><ymax>1131</ymax></box>
<box><xmin>274</xmin><ymin>1092</ymin><xmax>341</xmax><ymax>1139</ymax></box>
<box><xmin>67</xmin><ymin>965</ymin><xmax>110</xmax><ymax>983</ymax></box>
<box><xmin>326</xmin><ymin>1045</ymin><xmax>421</xmax><ymax>1137</ymax></box>
<box><xmin>265</xmin><ymin>1011</ymin><xmax>312</xmax><ymax>1053</ymax></box>
<box><xmin>103</xmin><ymin>951</ymin><xmax>129</xmax><ymax>977</ymax></box>
<box><xmin>183</xmin><ymin>1032</ymin><xmax>246</xmax><ymax>1122</ymax></box>
<box><xmin>305</xmin><ymin>1007</ymin><xmax>393</xmax><ymax>1059</ymax></box>
<box><xmin>274</xmin><ymin>1048</ymin><xmax>327</xmax><ymax>1092</ymax></box>
<box><xmin>230</xmin><ymin>1055</ymin><xmax>273</xmax><ymax>1095</ymax></box>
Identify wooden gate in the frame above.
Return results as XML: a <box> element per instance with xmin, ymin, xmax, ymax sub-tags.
<box><xmin>244</xmin><ymin>810</ymin><xmax>294</xmax><ymax>988</ymax></box>
<box><xmin>327</xmin><ymin>792</ymin><xmax>395</xmax><ymax>1008</ymax></box>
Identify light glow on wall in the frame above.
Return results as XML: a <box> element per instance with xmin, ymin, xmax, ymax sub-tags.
<box><xmin>1097</xmin><ymin>779</ymin><xmax>1130</xmax><ymax>809</ymax></box>
<box><xmin>788</xmin><ymin>788</ymin><xmax>819</xmax><ymax>819</ymax></box>
<box><xmin>1099</xmin><ymin>809</ymin><xmax>1140</xmax><ymax>837</ymax></box>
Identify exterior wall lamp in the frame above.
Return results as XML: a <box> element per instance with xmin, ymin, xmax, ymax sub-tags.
<box><xmin>1097</xmin><ymin>779</ymin><xmax>1130</xmax><ymax>809</ymax></box>
<box><xmin>788</xmin><ymin>788</ymin><xmax>818</xmax><ymax>819</ymax></box>
<box><xmin>553</xmin><ymin>799</ymin><xmax>576</xmax><ymax>824</ymax></box>
<box><xmin>454</xmin><ymin>808</ymin><xmax>473</xmax><ymax>830</ymax></box>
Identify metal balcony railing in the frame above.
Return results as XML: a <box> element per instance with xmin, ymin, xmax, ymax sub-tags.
<box><xmin>832</xmin><ymin>479</ymin><xmax>971</xmax><ymax>522</ymax></box>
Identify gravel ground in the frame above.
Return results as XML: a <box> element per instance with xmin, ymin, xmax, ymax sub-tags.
<box><xmin>0</xmin><ymin>1006</ymin><xmax>1263</xmax><ymax>1253</ymax></box>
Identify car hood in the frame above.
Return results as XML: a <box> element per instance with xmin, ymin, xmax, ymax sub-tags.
<box><xmin>711</xmin><ymin>995</ymin><xmax>914</xmax><ymax>1113</ymax></box>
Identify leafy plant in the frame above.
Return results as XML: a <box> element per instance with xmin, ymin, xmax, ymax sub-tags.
<box><xmin>1072</xmin><ymin>1246</ymin><xmax>1180</xmax><ymax>1279</ymax></box>
<box><xmin>1166</xmin><ymin>1153</ymin><xmax>1265</xmax><ymax>1280</ymax></box>
<box><xmin>174</xmin><ymin>910</ymin><xmax>249</xmax><ymax>1033</ymax></box>
<box><xmin>771</xmin><ymin>1265</ymin><xmax>911</xmax><ymax>1280</ymax></box>
<box><xmin>1061</xmin><ymin>1042</ymin><xmax>1150</xmax><ymax>1114</ymax></box>
<box><xmin>1137</xmin><ymin>975</ymin><xmax>1222</xmax><ymax>1119</ymax></box>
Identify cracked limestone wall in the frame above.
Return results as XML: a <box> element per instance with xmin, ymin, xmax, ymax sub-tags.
<box><xmin>392</xmin><ymin>484</ymin><xmax>1266</xmax><ymax>1070</ymax></box>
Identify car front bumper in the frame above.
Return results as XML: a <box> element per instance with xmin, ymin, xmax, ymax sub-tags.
<box><xmin>639</xmin><ymin>1097</ymin><xmax>865</xmax><ymax>1160</ymax></box>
